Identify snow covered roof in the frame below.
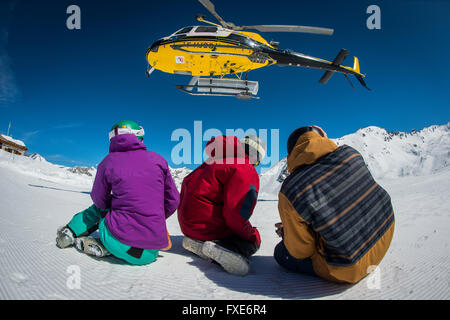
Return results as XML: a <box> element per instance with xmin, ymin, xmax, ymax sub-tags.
<box><xmin>0</xmin><ymin>134</ymin><xmax>28</xmax><ymax>150</ymax></box>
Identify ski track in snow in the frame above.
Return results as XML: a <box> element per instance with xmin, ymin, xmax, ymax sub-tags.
<box><xmin>0</xmin><ymin>164</ymin><xmax>449</xmax><ymax>300</ymax></box>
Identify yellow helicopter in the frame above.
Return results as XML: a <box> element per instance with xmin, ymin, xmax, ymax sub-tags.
<box><xmin>146</xmin><ymin>0</ymin><xmax>369</xmax><ymax>100</ymax></box>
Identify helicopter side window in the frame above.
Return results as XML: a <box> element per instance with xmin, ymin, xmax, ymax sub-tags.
<box><xmin>175</xmin><ymin>27</ymin><xmax>193</xmax><ymax>35</ymax></box>
<box><xmin>194</xmin><ymin>26</ymin><xmax>218</xmax><ymax>33</ymax></box>
<box><xmin>227</xmin><ymin>33</ymin><xmax>260</xmax><ymax>48</ymax></box>
<box><xmin>227</xmin><ymin>33</ymin><xmax>247</xmax><ymax>43</ymax></box>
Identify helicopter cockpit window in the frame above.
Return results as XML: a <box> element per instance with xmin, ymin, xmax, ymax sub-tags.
<box><xmin>175</xmin><ymin>27</ymin><xmax>193</xmax><ymax>35</ymax></box>
<box><xmin>194</xmin><ymin>26</ymin><xmax>218</xmax><ymax>33</ymax></box>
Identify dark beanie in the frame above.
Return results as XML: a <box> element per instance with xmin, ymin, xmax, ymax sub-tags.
<box><xmin>287</xmin><ymin>126</ymin><xmax>325</xmax><ymax>155</ymax></box>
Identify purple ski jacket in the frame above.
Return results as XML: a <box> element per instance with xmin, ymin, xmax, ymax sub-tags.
<box><xmin>90</xmin><ymin>134</ymin><xmax>180</xmax><ymax>250</ymax></box>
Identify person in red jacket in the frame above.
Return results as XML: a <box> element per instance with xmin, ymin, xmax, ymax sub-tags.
<box><xmin>177</xmin><ymin>135</ymin><xmax>266</xmax><ymax>276</ymax></box>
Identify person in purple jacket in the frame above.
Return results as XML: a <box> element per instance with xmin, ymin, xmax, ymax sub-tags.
<box><xmin>56</xmin><ymin>120</ymin><xmax>180</xmax><ymax>265</ymax></box>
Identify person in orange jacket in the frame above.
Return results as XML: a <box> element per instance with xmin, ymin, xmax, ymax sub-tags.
<box><xmin>274</xmin><ymin>126</ymin><xmax>395</xmax><ymax>284</ymax></box>
<box><xmin>178</xmin><ymin>135</ymin><xmax>266</xmax><ymax>276</ymax></box>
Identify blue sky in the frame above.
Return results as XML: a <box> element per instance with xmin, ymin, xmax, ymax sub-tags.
<box><xmin>1</xmin><ymin>0</ymin><xmax>449</xmax><ymax>170</ymax></box>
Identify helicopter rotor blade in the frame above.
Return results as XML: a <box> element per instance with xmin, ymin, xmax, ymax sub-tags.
<box><xmin>198</xmin><ymin>0</ymin><xmax>231</xmax><ymax>28</ymax></box>
<box><xmin>237</xmin><ymin>25</ymin><xmax>334</xmax><ymax>36</ymax></box>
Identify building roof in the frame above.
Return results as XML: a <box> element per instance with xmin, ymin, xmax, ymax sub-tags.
<box><xmin>0</xmin><ymin>134</ymin><xmax>28</xmax><ymax>151</ymax></box>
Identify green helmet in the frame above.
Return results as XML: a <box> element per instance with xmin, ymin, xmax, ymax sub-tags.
<box><xmin>109</xmin><ymin>120</ymin><xmax>145</xmax><ymax>141</ymax></box>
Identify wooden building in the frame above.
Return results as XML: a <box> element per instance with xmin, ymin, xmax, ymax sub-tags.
<box><xmin>0</xmin><ymin>134</ymin><xmax>28</xmax><ymax>156</ymax></box>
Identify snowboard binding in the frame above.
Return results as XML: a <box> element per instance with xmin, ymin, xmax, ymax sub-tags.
<box><xmin>56</xmin><ymin>226</ymin><xmax>75</xmax><ymax>249</ymax></box>
<box><xmin>75</xmin><ymin>237</ymin><xmax>111</xmax><ymax>257</ymax></box>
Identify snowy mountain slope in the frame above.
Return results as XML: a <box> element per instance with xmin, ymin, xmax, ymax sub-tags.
<box><xmin>334</xmin><ymin>123</ymin><xmax>450</xmax><ymax>179</ymax></box>
<box><xmin>0</xmin><ymin>152</ymin><xmax>449</xmax><ymax>299</ymax></box>
<box><xmin>169</xmin><ymin>167</ymin><xmax>192</xmax><ymax>190</ymax></box>
<box><xmin>259</xmin><ymin>158</ymin><xmax>287</xmax><ymax>200</ymax></box>
<box><xmin>0</xmin><ymin>150</ymin><xmax>191</xmax><ymax>191</ymax></box>
<box><xmin>66</xmin><ymin>166</ymin><xmax>96</xmax><ymax>177</ymax></box>
<box><xmin>259</xmin><ymin>123</ymin><xmax>450</xmax><ymax>200</ymax></box>
<box><xmin>0</xmin><ymin>150</ymin><xmax>94</xmax><ymax>188</ymax></box>
<box><xmin>29</xmin><ymin>153</ymin><xmax>49</xmax><ymax>163</ymax></box>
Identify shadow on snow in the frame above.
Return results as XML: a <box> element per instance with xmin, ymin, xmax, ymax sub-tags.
<box><xmin>166</xmin><ymin>235</ymin><xmax>353</xmax><ymax>299</ymax></box>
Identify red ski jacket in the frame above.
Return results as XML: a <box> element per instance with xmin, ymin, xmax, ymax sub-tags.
<box><xmin>177</xmin><ymin>136</ymin><xmax>261</xmax><ymax>247</ymax></box>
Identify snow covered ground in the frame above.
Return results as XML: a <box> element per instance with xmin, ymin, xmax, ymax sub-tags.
<box><xmin>0</xmin><ymin>124</ymin><xmax>449</xmax><ymax>300</ymax></box>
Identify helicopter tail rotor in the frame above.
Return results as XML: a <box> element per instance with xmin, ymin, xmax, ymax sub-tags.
<box><xmin>355</xmin><ymin>73</ymin><xmax>370</xmax><ymax>90</ymax></box>
<box><xmin>319</xmin><ymin>49</ymin><xmax>370</xmax><ymax>90</ymax></box>
<box><xmin>319</xmin><ymin>49</ymin><xmax>350</xmax><ymax>84</ymax></box>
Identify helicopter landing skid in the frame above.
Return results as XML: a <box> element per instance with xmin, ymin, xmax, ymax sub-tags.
<box><xmin>176</xmin><ymin>77</ymin><xmax>259</xmax><ymax>100</ymax></box>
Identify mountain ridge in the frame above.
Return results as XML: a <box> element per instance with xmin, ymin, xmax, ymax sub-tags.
<box><xmin>259</xmin><ymin>122</ymin><xmax>450</xmax><ymax>199</ymax></box>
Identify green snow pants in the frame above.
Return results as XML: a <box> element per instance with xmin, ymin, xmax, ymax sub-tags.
<box><xmin>67</xmin><ymin>205</ymin><xmax>159</xmax><ymax>265</ymax></box>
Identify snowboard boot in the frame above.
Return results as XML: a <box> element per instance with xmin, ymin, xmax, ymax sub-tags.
<box><xmin>56</xmin><ymin>226</ymin><xmax>75</xmax><ymax>249</ymax></box>
<box><xmin>182</xmin><ymin>236</ymin><xmax>210</xmax><ymax>261</ymax></box>
<box><xmin>75</xmin><ymin>236</ymin><xmax>111</xmax><ymax>257</ymax></box>
<box><xmin>202</xmin><ymin>241</ymin><xmax>250</xmax><ymax>276</ymax></box>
